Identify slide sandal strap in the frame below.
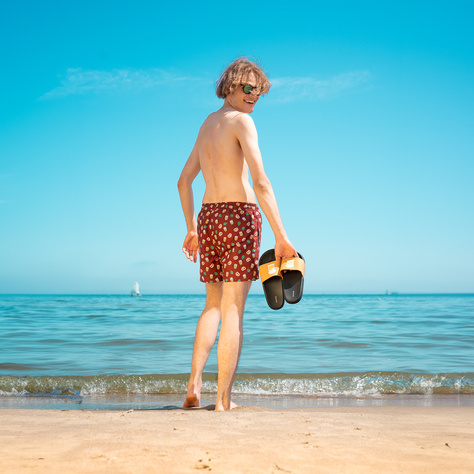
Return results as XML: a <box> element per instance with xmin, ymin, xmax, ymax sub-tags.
<box><xmin>259</xmin><ymin>260</ymin><xmax>281</xmax><ymax>283</ymax></box>
<box><xmin>281</xmin><ymin>257</ymin><xmax>305</xmax><ymax>277</ymax></box>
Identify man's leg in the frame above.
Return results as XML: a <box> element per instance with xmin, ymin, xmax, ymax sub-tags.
<box><xmin>183</xmin><ymin>282</ymin><xmax>223</xmax><ymax>408</ymax></box>
<box><xmin>215</xmin><ymin>281</ymin><xmax>252</xmax><ymax>411</ymax></box>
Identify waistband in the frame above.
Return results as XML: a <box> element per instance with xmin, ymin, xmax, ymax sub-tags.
<box><xmin>200</xmin><ymin>202</ymin><xmax>259</xmax><ymax>211</ymax></box>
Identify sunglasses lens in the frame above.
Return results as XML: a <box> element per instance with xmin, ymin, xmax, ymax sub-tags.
<box><xmin>243</xmin><ymin>84</ymin><xmax>253</xmax><ymax>94</ymax></box>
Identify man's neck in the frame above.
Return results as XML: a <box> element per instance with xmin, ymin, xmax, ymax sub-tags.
<box><xmin>222</xmin><ymin>100</ymin><xmax>246</xmax><ymax>114</ymax></box>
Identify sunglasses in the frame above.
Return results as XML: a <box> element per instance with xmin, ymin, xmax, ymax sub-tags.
<box><xmin>241</xmin><ymin>84</ymin><xmax>261</xmax><ymax>95</ymax></box>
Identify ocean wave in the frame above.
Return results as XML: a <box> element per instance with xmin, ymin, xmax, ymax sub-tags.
<box><xmin>1</xmin><ymin>372</ymin><xmax>473</xmax><ymax>398</ymax></box>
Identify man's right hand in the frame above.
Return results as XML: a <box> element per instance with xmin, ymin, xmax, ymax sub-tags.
<box><xmin>182</xmin><ymin>231</ymin><xmax>199</xmax><ymax>263</ymax></box>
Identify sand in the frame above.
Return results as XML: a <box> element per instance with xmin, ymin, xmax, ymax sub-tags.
<box><xmin>1</xmin><ymin>406</ymin><xmax>473</xmax><ymax>473</ymax></box>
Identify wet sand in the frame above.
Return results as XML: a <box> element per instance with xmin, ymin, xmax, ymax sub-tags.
<box><xmin>1</xmin><ymin>406</ymin><xmax>473</xmax><ymax>473</ymax></box>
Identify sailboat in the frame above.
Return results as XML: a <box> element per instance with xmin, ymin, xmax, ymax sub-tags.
<box><xmin>131</xmin><ymin>281</ymin><xmax>141</xmax><ymax>297</ymax></box>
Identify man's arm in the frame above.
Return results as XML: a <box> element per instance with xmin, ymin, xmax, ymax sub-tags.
<box><xmin>235</xmin><ymin>114</ymin><xmax>297</xmax><ymax>260</ymax></box>
<box><xmin>177</xmin><ymin>143</ymin><xmax>201</xmax><ymax>262</ymax></box>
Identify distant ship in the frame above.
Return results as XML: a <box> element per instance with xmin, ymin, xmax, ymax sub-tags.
<box><xmin>131</xmin><ymin>282</ymin><xmax>141</xmax><ymax>297</ymax></box>
<box><xmin>385</xmin><ymin>290</ymin><xmax>399</xmax><ymax>296</ymax></box>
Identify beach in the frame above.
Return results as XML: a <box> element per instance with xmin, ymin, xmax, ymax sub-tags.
<box><xmin>1</xmin><ymin>406</ymin><xmax>474</xmax><ymax>473</ymax></box>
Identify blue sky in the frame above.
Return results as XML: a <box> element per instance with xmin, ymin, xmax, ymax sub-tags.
<box><xmin>1</xmin><ymin>1</ymin><xmax>473</xmax><ymax>294</ymax></box>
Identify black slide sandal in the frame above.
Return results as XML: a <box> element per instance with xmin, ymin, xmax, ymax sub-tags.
<box><xmin>258</xmin><ymin>249</ymin><xmax>284</xmax><ymax>310</ymax></box>
<box><xmin>281</xmin><ymin>253</ymin><xmax>305</xmax><ymax>304</ymax></box>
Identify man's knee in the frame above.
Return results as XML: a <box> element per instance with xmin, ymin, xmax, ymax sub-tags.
<box><xmin>221</xmin><ymin>281</ymin><xmax>252</xmax><ymax>309</ymax></box>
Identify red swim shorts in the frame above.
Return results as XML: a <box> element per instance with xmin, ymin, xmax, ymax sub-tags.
<box><xmin>197</xmin><ymin>202</ymin><xmax>262</xmax><ymax>283</ymax></box>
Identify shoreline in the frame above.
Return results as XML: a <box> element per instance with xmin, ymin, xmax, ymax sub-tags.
<box><xmin>1</xmin><ymin>393</ymin><xmax>474</xmax><ymax>411</ymax></box>
<box><xmin>1</xmin><ymin>406</ymin><xmax>473</xmax><ymax>473</ymax></box>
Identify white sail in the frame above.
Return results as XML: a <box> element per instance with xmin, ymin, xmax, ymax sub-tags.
<box><xmin>131</xmin><ymin>282</ymin><xmax>141</xmax><ymax>296</ymax></box>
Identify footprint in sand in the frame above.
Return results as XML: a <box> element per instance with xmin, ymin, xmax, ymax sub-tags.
<box><xmin>194</xmin><ymin>462</ymin><xmax>211</xmax><ymax>470</ymax></box>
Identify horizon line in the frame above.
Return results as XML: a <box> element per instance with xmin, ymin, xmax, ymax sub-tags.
<box><xmin>1</xmin><ymin>292</ymin><xmax>473</xmax><ymax>297</ymax></box>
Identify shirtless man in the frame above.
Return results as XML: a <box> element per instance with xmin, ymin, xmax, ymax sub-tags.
<box><xmin>178</xmin><ymin>57</ymin><xmax>297</xmax><ymax>411</ymax></box>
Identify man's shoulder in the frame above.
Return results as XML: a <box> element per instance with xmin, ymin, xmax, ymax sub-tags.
<box><xmin>201</xmin><ymin>110</ymin><xmax>219</xmax><ymax>125</ymax></box>
<box><xmin>199</xmin><ymin>110</ymin><xmax>256</xmax><ymax>140</ymax></box>
<box><xmin>223</xmin><ymin>111</ymin><xmax>255</xmax><ymax>131</ymax></box>
<box><xmin>204</xmin><ymin>109</ymin><xmax>253</xmax><ymax>128</ymax></box>
<box><xmin>234</xmin><ymin>113</ymin><xmax>257</xmax><ymax>136</ymax></box>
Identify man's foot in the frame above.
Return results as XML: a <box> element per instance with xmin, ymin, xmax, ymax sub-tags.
<box><xmin>215</xmin><ymin>400</ymin><xmax>239</xmax><ymax>412</ymax></box>
<box><xmin>183</xmin><ymin>393</ymin><xmax>201</xmax><ymax>408</ymax></box>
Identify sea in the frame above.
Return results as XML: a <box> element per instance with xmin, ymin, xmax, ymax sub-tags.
<box><xmin>1</xmin><ymin>294</ymin><xmax>473</xmax><ymax>410</ymax></box>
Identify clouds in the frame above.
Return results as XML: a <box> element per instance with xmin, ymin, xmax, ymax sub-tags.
<box><xmin>270</xmin><ymin>71</ymin><xmax>371</xmax><ymax>103</ymax></box>
<box><xmin>41</xmin><ymin>67</ymin><xmax>371</xmax><ymax>102</ymax></box>
<box><xmin>41</xmin><ymin>68</ymin><xmax>194</xmax><ymax>99</ymax></box>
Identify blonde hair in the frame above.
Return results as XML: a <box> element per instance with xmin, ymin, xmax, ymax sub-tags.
<box><xmin>216</xmin><ymin>57</ymin><xmax>271</xmax><ymax>99</ymax></box>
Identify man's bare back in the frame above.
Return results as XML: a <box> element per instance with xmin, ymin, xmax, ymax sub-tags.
<box><xmin>179</xmin><ymin>70</ymin><xmax>295</xmax><ymax>265</ymax></box>
<box><xmin>197</xmin><ymin>108</ymin><xmax>257</xmax><ymax>204</ymax></box>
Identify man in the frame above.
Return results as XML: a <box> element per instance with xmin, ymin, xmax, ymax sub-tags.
<box><xmin>178</xmin><ymin>57</ymin><xmax>297</xmax><ymax>411</ymax></box>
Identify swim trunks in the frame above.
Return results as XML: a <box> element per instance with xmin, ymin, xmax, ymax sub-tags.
<box><xmin>197</xmin><ymin>202</ymin><xmax>262</xmax><ymax>283</ymax></box>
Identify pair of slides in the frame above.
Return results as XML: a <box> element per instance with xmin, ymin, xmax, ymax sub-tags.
<box><xmin>259</xmin><ymin>249</ymin><xmax>305</xmax><ymax>310</ymax></box>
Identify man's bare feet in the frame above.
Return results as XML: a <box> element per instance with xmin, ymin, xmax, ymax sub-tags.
<box><xmin>183</xmin><ymin>393</ymin><xmax>200</xmax><ymax>408</ymax></box>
